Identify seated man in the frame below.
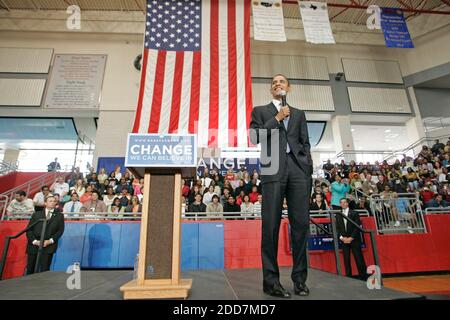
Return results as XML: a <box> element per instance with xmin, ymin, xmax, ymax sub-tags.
<box><xmin>187</xmin><ymin>194</ymin><xmax>207</xmax><ymax>217</ymax></box>
<box><xmin>223</xmin><ymin>195</ymin><xmax>241</xmax><ymax>218</ymax></box>
<box><xmin>63</xmin><ymin>192</ymin><xmax>83</xmax><ymax>216</ymax></box>
<box><xmin>6</xmin><ymin>190</ymin><xmax>34</xmax><ymax>219</ymax></box>
<box><xmin>33</xmin><ymin>185</ymin><xmax>52</xmax><ymax>212</ymax></box>
<box><xmin>426</xmin><ymin>194</ymin><xmax>449</xmax><ymax>209</ymax></box>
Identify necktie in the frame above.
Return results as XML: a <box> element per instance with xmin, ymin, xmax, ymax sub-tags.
<box><xmin>70</xmin><ymin>202</ymin><xmax>76</xmax><ymax>213</ymax></box>
<box><xmin>343</xmin><ymin>210</ymin><xmax>347</xmax><ymax>230</ymax></box>
<box><xmin>283</xmin><ymin>117</ymin><xmax>290</xmax><ymax>153</ymax></box>
<box><xmin>47</xmin><ymin>210</ymin><xmax>53</xmax><ymax>220</ymax></box>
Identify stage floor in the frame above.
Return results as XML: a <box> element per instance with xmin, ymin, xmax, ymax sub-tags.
<box><xmin>0</xmin><ymin>267</ymin><xmax>422</xmax><ymax>300</ymax></box>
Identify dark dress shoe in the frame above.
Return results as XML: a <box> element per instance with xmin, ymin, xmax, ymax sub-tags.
<box><xmin>263</xmin><ymin>284</ymin><xmax>291</xmax><ymax>299</ymax></box>
<box><xmin>294</xmin><ymin>282</ymin><xmax>310</xmax><ymax>296</ymax></box>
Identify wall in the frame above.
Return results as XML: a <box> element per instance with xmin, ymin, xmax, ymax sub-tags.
<box><xmin>0</xmin><ymin>31</ymin><xmax>142</xmax><ymax>166</ymax></box>
<box><xmin>1</xmin><ymin>23</ymin><xmax>449</xmax><ymax>163</ymax></box>
<box><xmin>0</xmin><ymin>172</ymin><xmax>48</xmax><ymax>194</ymax></box>
<box><xmin>399</xmin><ymin>25</ymin><xmax>450</xmax><ymax>77</ymax></box>
<box><xmin>414</xmin><ymin>88</ymin><xmax>450</xmax><ymax>119</ymax></box>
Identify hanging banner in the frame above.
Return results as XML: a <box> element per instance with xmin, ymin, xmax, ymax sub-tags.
<box><xmin>298</xmin><ymin>1</ymin><xmax>335</xmax><ymax>44</ymax></box>
<box><xmin>380</xmin><ymin>8</ymin><xmax>414</xmax><ymax>48</ymax></box>
<box><xmin>252</xmin><ymin>0</ymin><xmax>287</xmax><ymax>42</ymax></box>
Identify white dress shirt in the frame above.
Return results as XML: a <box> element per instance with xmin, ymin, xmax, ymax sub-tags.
<box><xmin>63</xmin><ymin>201</ymin><xmax>83</xmax><ymax>213</ymax></box>
<box><xmin>272</xmin><ymin>99</ymin><xmax>290</xmax><ymax>153</ymax></box>
<box><xmin>339</xmin><ymin>208</ymin><xmax>350</xmax><ymax>241</ymax></box>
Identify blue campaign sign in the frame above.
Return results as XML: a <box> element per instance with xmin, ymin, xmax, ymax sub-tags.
<box><xmin>125</xmin><ymin>134</ymin><xmax>197</xmax><ymax>167</ymax></box>
<box><xmin>380</xmin><ymin>8</ymin><xmax>414</xmax><ymax>48</ymax></box>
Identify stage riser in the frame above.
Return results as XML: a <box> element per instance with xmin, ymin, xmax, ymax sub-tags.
<box><xmin>1</xmin><ymin>215</ymin><xmax>450</xmax><ymax>280</ymax></box>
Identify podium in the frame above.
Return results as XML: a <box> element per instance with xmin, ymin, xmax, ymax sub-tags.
<box><xmin>120</xmin><ymin>134</ymin><xmax>197</xmax><ymax>299</ymax></box>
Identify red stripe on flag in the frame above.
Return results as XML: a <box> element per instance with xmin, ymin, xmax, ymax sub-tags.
<box><xmin>227</xmin><ymin>0</ymin><xmax>238</xmax><ymax>147</ymax></box>
<box><xmin>244</xmin><ymin>0</ymin><xmax>253</xmax><ymax>147</ymax></box>
<box><xmin>189</xmin><ymin>51</ymin><xmax>201</xmax><ymax>134</ymax></box>
<box><xmin>169</xmin><ymin>52</ymin><xmax>184</xmax><ymax>133</ymax></box>
<box><xmin>148</xmin><ymin>51</ymin><xmax>167</xmax><ymax>133</ymax></box>
<box><xmin>132</xmin><ymin>49</ymin><xmax>149</xmax><ymax>133</ymax></box>
<box><xmin>208</xmin><ymin>0</ymin><xmax>219</xmax><ymax>148</ymax></box>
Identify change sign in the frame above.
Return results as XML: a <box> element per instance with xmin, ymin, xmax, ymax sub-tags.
<box><xmin>125</xmin><ymin>134</ymin><xmax>197</xmax><ymax>167</ymax></box>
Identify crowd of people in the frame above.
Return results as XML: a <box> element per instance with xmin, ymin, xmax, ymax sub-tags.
<box><xmin>317</xmin><ymin>138</ymin><xmax>450</xmax><ymax>210</ymax></box>
<box><xmin>5</xmin><ymin>165</ymin><xmax>144</xmax><ymax>219</ymax></box>
<box><xmin>182</xmin><ymin>167</ymin><xmax>263</xmax><ymax>216</ymax></box>
<box><xmin>5</xmin><ymin>138</ymin><xmax>450</xmax><ymax>220</ymax></box>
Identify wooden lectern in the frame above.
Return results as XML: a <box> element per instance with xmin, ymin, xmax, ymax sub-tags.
<box><xmin>120</xmin><ymin>134</ymin><xmax>196</xmax><ymax>299</ymax></box>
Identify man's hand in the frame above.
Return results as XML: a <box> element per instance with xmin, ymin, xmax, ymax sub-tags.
<box><xmin>342</xmin><ymin>237</ymin><xmax>354</xmax><ymax>244</ymax></box>
<box><xmin>33</xmin><ymin>240</ymin><xmax>41</xmax><ymax>247</ymax></box>
<box><xmin>275</xmin><ymin>106</ymin><xmax>290</xmax><ymax>122</ymax></box>
<box><xmin>43</xmin><ymin>240</ymin><xmax>52</xmax><ymax>247</ymax></box>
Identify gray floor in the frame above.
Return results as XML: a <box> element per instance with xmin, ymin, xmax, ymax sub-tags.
<box><xmin>0</xmin><ymin>268</ymin><xmax>422</xmax><ymax>300</ymax></box>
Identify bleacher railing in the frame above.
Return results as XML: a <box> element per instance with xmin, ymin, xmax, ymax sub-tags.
<box><xmin>424</xmin><ymin>207</ymin><xmax>450</xmax><ymax>215</ymax></box>
<box><xmin>4</xmin><ymin>205</ymin><xmax>434</xmax><ymax>237</ymax></box>
<box><xmin>3</xmin><ymin>210</ymin><xmax>370</xmax><ymax>221</ymax></box>
<box><xmin>370</xmin><ymin>193</ymin><xmax>427</xmax><ymax>234</ymax></box>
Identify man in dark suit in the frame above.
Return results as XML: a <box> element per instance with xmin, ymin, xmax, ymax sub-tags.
<box><xmin>336</xmin><ymin>198</ymin><xmax>367</xmax><ymax>280</ymax></box>
<box><xmin>250</xmin><ymin>74</ymin><xmax>313</xmax><ymax>298</ymax></box>
<box><xmin>26</xmin><ymin>195</ymin><xmax>65</xmax><ymax>274</ymax></box>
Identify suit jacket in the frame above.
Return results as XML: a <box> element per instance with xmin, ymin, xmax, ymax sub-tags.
<box><xmin>250</xmin><ymin>102</ymin><xmax>312</xmax><ymax>183</ymax></box>
<box><xmin>335</xmin><ymin>210</ymin><xmax>362</xmax><ymax>242</ymax></box>
<box><xmin>26</xmin><ymin>209</ymin><xmax>65</xmax><ymax>254</ymax></box>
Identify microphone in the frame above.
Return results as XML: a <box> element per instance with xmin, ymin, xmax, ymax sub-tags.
<box><xmin>279</xmin><ymin>90</ymin><xmax>289</xmax><ymax>120</ymax></box>
<box><xmin>279</xmin><ymin>90</ymin><xmax>287</xmax><ymax>107</ymax></box>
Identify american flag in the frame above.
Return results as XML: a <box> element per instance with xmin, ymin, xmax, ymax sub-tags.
<box><xmin>132</xmin><ymin>0</ymin><xmax>253</xmax><ymax>148</ymax></box>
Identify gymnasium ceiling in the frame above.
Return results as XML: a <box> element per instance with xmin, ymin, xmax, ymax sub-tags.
<box><xmin>0</xmin><ymin>0</ymin><xmax>449</xmax><ymax>25</ymax></box>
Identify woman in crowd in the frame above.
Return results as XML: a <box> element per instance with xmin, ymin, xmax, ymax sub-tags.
<box><xmin>310</xmin><ymin>185</ymin><xmax>325</xmax><ymax>204</ymax></box>
<box><xmin>234</xmin><ymin>179</ymin><xmax>246</xmax><ymax>198</ymax></box>
<box><xmin>225</xmin><ymin>169</ymin><xmax>235</xmax><ymax>181</ymax></box>
<box><xmin>181</xmin><ymin>180</ymin><xmax>191</xmax><ymax>198</ymax></box>
<box><xmin>405</xmin><ymin>167</ymin><xmax>420</xmax><ymax>191</ymax></box>
<box><xmin>240</xmin><ymin>194</ymin><xmax>254</xmax><ymax>213</ymax></box>
<box><xmin>310</xmin><ymin>193</ymin><xmax>328</xmax><ymax>212</ymax></box>
<box><xmin>236</xmin><ymin>190</ymin><xmax>246</xmax><ymax>206</ymax></box>
<box><xmin>97</xmin><ymin>168</ymin><xmax>108</xmax><ymax>184</ymax></box>
<box><xmin>103</xmin><ymin>186</ymin><xmax>116</xmax><ymax>207</ymax></box>
<box><xmin>206</xmin><ymin>194</ymin><xmax>223</xmax><ymax>213</ymax></box>
<box><xmin>223</xmin><ymin>180</ymin><xmax>234</xmax><ymax>194</ymax></box>
<box><xmin>108</xmin><ymin>197</ymin><xmax>125</xmax><ymax>218</ymax></box>
<box><xmin>113</xmin><ymin>166</ymin><xmax>122</xmax><ymax>181</ymax></box>
<box><xmin>213</xmin><ymin>175</ymin><xmax>223</xmax><ymax>193</ymax></box>
<box><xmin>202</xmin><ymin>185</ymin><xmax>218</xmax><ymax>206</ymax></box>
<box><xmin>123</xmin><ymin>170</ymin><xmax>133</xmax><ymax>184</ymax></box>
<box><xmin>108</xmin><ymin>172</ymin><xmax>119</xmax><ymax>188</ymax></box>
<box><xmin>188</xmin><ymin>185</ymin><xmax>202</xmax><ymax>205</ymax></box>
<box><xmin>125</xmin><ymin>195</ymin><xmax>142</xmax><ymax>215</ymax></box>
<box><xmin>249</xmin><ymin>185</ymin><xmax>260</xmax><ymax>204</ymax></box>
<box><xmin>79</xmin><ymin>185</ymin><xmax>93</xmax><ymax>204</ymax></box>
<box><xmin>70</xmin><ymin>179</ymin><xmax>85</xmax><ymax>198</ymax></box>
